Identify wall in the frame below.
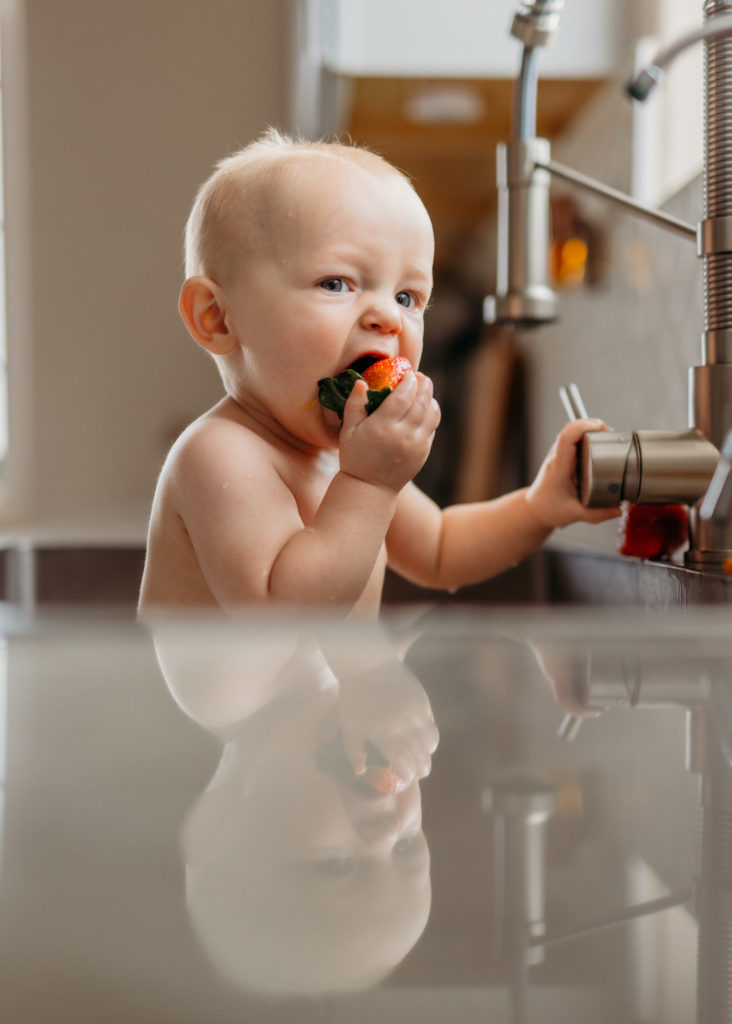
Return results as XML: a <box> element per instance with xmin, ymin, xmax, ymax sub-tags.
<box><xmin>1</xmin><ymin>0</ymin><xmax>290</xmax><ymax>532</ymax></box>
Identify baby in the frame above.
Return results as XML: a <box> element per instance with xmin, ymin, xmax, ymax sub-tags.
<box><xmin>138</xmin><ymin>128</ymin><xmax>616</xmax><ymax>615</ymax></box>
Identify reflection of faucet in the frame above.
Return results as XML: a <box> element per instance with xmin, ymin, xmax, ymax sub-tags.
<box><xmin>482</xmin><ymin>777</ymin><xmax>558</xmax><ymax>1024</ymax></box>
<box><xmin>523</xmin><ymin>633</ymin><xmax>732</xmax><ymax>1022</ymax></box>
<box><xmin>483</xmin><ymin>778</ymin><xmax>557</xmax><ymax>966</ymax></box>
<box><xmin>485</xmin><ymin>2</ymin><xmax>732</xmax><ymax>567</ymax></box>
<box><xmin>581</xmin><ymin>651</ymin><xmax>732</xmax><ymax>1024</ymax></box>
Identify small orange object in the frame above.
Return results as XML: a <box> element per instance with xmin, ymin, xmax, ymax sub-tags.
<box><xmin>723</xmin><ymin>556</ymin><xmax>732</xmax><ymax>578</ymax></box>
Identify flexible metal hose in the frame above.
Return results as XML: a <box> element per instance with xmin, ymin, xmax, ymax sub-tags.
<box><xmin>511</xmin><ymin>0</ymin><xmax>565</xmax><ymax>139</ymax></box>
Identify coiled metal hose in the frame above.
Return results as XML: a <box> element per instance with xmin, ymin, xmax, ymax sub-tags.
<box><xmin>704</xmin><ymin>1</ymin><xmax>732</xmax><ymax>336</ymax></box>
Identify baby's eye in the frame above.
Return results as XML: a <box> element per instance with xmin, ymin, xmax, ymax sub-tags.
<box><xmin>393</xmin><ymin>832</ymin><xmax>426</xmax><ymax>860</ymax></box>
<box><xmin>319</xmin><ymin>277</ymin><xmax>350</xmax><ymax>293</ymax></box>
<box><xmin>396</xmin><ymin>291</ymin><xmax>417</xmax><ymax>309</ymax></box>
<box><xmin>312</xmin><ymin>853</ymin><xmax>357</xmax><ymax>878</ymax></box>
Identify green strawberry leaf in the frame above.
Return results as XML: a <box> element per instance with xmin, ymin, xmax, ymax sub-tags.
<box><xmin>317</xmin><ymin>370</ymin><xmax>394</xmax><ymax>419</ymax></box>
<box><xmin>365</xmin><ymin>386</ymin><xmax>392</xmax><ymax>414</ymax></box>
<box><xmin>317</xmin><ymin>369</ymin><xmax>362</xmax><ymax>421</ymax></box>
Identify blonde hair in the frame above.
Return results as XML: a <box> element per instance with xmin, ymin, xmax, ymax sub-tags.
<box><xmin>183</xmin><ymin>128</ymin><xmax>414</xmax><ymax>283</ymax></box>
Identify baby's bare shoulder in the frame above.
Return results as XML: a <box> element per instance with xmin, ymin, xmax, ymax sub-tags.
<box><xmin>160</xmin><ymin>408</ymin><xmax>300</xmax><ymax>527</ymax></box>
<box><xmin>168</xmin><ymin>409</ymin><xmax>273</xmax><ymax>480</ymax></box>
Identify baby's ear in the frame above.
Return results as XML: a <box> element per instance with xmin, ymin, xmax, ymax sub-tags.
<box><xmin>178</xmin><ymin>276</ymin><xmax>238</xmax><ymax>356</ymax></box>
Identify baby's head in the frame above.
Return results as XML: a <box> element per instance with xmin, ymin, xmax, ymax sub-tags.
<box><xmin>182</xmin><ymin>695</ymin><xmax>432</xmax><ymax>996</ymax></box>
<box><xmin>178</xmin><ymin>129</ymin><xmax>434</xmax><ymax>433</ymax></box>
<box><xmin>183</xmin><ymin>128</ymin><xmax>421</xmax><ymax>286</ymax></box>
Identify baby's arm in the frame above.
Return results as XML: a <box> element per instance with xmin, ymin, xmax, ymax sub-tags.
<box><xmin>267</xmin><ymin>373</ymin><xmax>439</xmax><ymax>605</ymax></box>
<box><xmin>173</xmin><ymin>373</ymin><xmax>439</xmax><ymax>610</ymax></box>
<box><xmin>387</xmin><ymin>419</ymin><xmax>619</xmax><ymax>590</ymax></box>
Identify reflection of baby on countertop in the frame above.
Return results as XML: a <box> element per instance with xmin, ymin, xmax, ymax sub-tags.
<box><xmin>153</xmin><ymin>624</ymin><xmax>438</xmax><ymax>995</ymax></box>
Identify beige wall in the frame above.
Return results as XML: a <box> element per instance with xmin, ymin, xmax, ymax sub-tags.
<box><xmin>2</xmin><ymin>0</ymin><xmax>289</xmax><ymax>529</ymax></box>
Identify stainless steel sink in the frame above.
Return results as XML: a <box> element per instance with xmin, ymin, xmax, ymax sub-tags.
<box><xmin>383</xmin><ymin>544</ymin><xmax>732</xmax><ymax>608</ymax></box>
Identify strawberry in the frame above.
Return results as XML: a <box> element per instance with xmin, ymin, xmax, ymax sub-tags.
<box><xmin>316</xmin><ymin>732</ymin><xmax>408</xmax><ymax>794</ymax></box>
<box><xmin>361</xmin><ymin>356</ymin><xmax>412</xmax><ymax>392</ymax></box>
<box><xmin>617</xmin><ymin>502</ymin><xmax>689</xmax><ymax>559</ymax></box>
<box><xmin>362</xmin><ymin>763</ymin><xmax>409</xmax><ymax>795</ymax></box>
<box><xmin>317</xmin><ymin>356</ymin><xmax>412</xmax><ymax>420</ymax></box>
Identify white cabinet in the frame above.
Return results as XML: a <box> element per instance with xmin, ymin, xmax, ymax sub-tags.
<box><xmin>317</xmin><ymin>0</ymin><xmax>629</xmax><ymax>79</ymax></box>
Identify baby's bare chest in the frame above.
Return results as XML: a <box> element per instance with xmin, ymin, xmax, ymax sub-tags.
<box><xmin>277</xmin><ymin>451</ymin><xmax>341</xmax><ymax>526</ymax></box>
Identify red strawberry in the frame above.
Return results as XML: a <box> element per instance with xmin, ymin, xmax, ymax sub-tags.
<box><xmin>362</xmin><ymin>764</ymin><xmax>409</xmax><ymax>795</ymax></box>
<box><xmin>361</xmin><ymin>356</ymin><xmax>412</xmax><ymax>414</ymax></box>
<box><xmin>361</xmin><ymin>356</ymin><xmax>412</xmax><ymax>392</ymax></box>
<box><xmin>617</xmin><ymin>502</ymin><xmax>689</xmax><ymax>559</ymax></box>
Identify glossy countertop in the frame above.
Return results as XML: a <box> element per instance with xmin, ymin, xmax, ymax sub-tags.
<box><xmin>0</xmin><ymin>604</ymin><xmax>730</xmax><ymax>1023</ymax></box>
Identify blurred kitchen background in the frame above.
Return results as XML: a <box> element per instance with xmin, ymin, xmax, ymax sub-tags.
<box><xmin>0</xmin><ymin>0</ymin><xmax>707</xmax><ymax>604</ymax></box>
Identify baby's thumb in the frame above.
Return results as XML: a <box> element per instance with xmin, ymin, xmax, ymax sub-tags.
<box><xmin>341</xmin><ymin>722</ymin><xmax>367</xmax><ymax>775</ymax></box>
<box><xmin>342</xmin><ymin>379</ymin><xmax>369</xmax><ymax>432</ymax></box>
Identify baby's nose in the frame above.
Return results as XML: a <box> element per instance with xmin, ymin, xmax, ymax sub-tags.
<box><xmin>354</xmin><ymin>808</ymin><xmax>402</xmax><ymax>845</ymax></box>
<box><xmin>361</xmin><ymin>299</ymin><xmax>402</xmax><ymax>335</ymax></box>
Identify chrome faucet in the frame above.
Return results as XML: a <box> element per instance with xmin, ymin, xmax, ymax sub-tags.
<box><xmin>701</xmin><ymin>428</ymin><xmax>732</xmax><ymax>525</ymax></box>
<box><xmin>486</xmin><ymin>1</ymin><xmax>732</xmax><ymax>568</ymax></box>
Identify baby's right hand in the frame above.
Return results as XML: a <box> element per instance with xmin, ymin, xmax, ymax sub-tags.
<box><xmin>338</xmin><ymin>660</ymin><xmax>440</xmax><ymax>785</ymax></box>
<box><xmin>338</xmin><ymin>373</ymin><xmax>440</xmax><ymax>492</ymax></box>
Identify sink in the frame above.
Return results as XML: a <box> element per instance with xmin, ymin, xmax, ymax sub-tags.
<box><xmin>383</xmin><ymin>544</ymin><xmax>732</xmax><ymax>609</ymax></box>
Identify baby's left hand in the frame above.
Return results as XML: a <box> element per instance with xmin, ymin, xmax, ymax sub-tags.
<box><xmin>526</xmin><ymin>419</ymin><xmax>621</xmax><ymax>528</ymax></box>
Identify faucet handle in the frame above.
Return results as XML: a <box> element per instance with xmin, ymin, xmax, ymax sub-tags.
<box><xmin>700</xmin><ymin>430</ymin><xmax>732</xmax><ymax>525</ymax></box>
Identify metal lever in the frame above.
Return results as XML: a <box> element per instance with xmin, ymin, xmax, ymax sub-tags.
<box><xmin>559</xmin><ymin>382</ymin><xmax>588</xmax><ymax>421</ymax></box>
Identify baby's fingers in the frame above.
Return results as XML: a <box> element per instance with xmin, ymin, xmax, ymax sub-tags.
<box><xmin>581</xmin><ymin>505</ymin><xmax>622</xmax><ymax>523</ymax></box>
<box><xmin>393</xmin><ymin>372</ymin><xmax>440</xmax><ymax>429</ymax></box>
<box><xmin>340</xmin><ymin>720</ymin><xmax>368</xmax><ymax>776</ymax></box>
<box><xmin>378</xmin><ymin>727</ymin><xmax>436</xmax><ymax>782</ymax></box>
<box><xmin>558</xmin><ymin>417</ymin><xmax>610</xmax><ymax>447</ymax></box>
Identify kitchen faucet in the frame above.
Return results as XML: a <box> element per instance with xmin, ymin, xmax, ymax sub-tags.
<box><xmin>486</xmin><ymin>1</ymin><xmax>732</xmax><ymax>568</ymax></box>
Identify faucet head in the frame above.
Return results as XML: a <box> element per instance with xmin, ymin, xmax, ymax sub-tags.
<box><xmin>626</xmin><ymin>65</ymin><xmax>662</xmax><ymax>102</ymax></box>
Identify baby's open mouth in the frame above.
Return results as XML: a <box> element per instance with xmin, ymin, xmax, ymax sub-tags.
<box><xmin>345</xmin><ymin>353</ymin><xmax>385</xmax><ymax>375</ymax></box>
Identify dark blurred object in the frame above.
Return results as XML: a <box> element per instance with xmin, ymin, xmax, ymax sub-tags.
<box><xmin>416</xmin><ymin>270</ymin><xmax>527</xmax><ymax>508</ymax></box>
